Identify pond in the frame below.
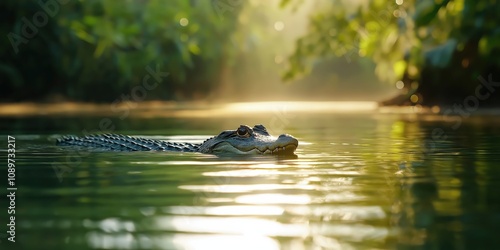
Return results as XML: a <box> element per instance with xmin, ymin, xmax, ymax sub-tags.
<box><xmin>1</xmin><ymin>102</ymin><xmax>500</xmax><ymax>249</ymax></box>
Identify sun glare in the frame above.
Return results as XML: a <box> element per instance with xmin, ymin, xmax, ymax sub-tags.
<box><xmin>225</xmin><ymin>101</ymin><xmax>377</xmax><ymax>113</ymax></box>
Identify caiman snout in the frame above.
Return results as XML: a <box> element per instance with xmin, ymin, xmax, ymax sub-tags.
<box><xmin>271</xmin><ymin>134</ymin><xmax>298</xmax><ymax>154</ymax></box>
<box><xmin>278</xmin><ymin>134</ymin><xmax>298</xmax><ymax>146</ymax></box>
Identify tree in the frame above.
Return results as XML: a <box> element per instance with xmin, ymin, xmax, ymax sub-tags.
<box><xmin>1</xmin><ymin>0</ymin><xmax>243</xmax><ymax>102</ymax></box>
<box><xmin>283</xmin><ymin>0</ymin><xmax>500</xmax><ymax>106</ymax></box>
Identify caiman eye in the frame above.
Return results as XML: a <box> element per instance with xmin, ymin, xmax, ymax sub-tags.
<box><xmin>237</xmin><ymin>126</ymin><xmax>250</xmax><ymax>137</ymax></box>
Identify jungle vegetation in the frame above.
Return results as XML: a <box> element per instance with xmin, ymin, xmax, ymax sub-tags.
<box><xmin>283</xmin><ymin>0</ymin><xmax>500</xmax><ymax>106</ymax></box>
<box><xmin>2</xmin><ymin>0</ymin><xmax>499</xmax><ymax>106</ymax></box>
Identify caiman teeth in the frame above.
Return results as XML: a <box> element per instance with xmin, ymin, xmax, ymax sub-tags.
<box><xmin>270</xmin><ymin>146</ymin><xmax>286</xmax><ymax>154</ymax></box>
<box><xmin>258</xmin><ymin>144</ymin><xmax>296</xmax><ymax>154</ymax></box>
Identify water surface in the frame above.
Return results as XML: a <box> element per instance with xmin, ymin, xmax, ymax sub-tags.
<box><xmin>1</xmin><ymin>102</ymin><xmax>500</xmax><ymax>249</ymax></box>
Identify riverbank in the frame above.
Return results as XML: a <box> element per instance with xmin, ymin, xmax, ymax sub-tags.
<box><xmin>0</xmin><ymin>101</ymin><xmax>376</xmax><ymax>117</ymax></box>
<box><xmin>1</xmin><ymin>101</ymin><xmax>500</xmax><ymax>118</ymax></box>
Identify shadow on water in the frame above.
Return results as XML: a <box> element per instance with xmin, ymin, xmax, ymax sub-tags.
<box><xmin>1</xmin><ymin>104</ymin><xmax>500</xmax><ymax>249</ymax></box>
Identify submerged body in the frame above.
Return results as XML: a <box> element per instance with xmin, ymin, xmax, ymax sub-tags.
<box><xmin>57</xmin><ymin>124</ymin><xmax>298</xmax><ymax>155</ymax></box>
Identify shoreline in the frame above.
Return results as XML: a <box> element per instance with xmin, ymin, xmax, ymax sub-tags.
<box><xmin>1</xmin><ymin>101</ymin><xmax>500</xmax><ymax>117</ymax></box>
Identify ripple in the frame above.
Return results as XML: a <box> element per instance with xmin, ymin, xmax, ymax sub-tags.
<box><xmin>235</xmin><ymin>193</ymin><xmax>312</xmax><ymax>205</ymax></box>
<box><xmin>148</xmin><ymin>215</ymin><xmax>389</xmax><ymax>240</ymax></box>
<box><xmin>178</xmin><ymin>184</ymin><xmax>319</xmax><ymax>193</ymax></box>
<box><xmin>164</xmin><ymin>205</ymin><xmax>285</xmax><ymax>216</ymax></box>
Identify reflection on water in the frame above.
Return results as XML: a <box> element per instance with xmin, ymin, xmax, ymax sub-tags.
<box><xmin>1</xmin><ymin>104</ymin><xmax>500</xmax><ymax>249</ymax></box>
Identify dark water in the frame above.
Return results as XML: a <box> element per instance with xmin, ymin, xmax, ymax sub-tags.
<box><xmin>1</xmin><ymin>106</ymin><xmax>500</xmax><ymax>249</ymax></box>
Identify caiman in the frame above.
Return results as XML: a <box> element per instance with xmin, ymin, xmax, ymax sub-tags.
<box><xmin>57</xmin><ymin>124</ymin><xmax>298</xmax><ymax>155</ymax></box>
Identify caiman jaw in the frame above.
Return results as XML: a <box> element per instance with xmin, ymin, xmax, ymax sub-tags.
<box><xmin>212</xmin><ymin>142</ymin><xmax>298</xmax><ymax>155</ymax></box>
<box><xmin>256</xmin><ymin>137</ymin><xmax>299</xmax><ymax>155</ymax></box>
<box><xmin>212</xmin><ymin>133</ymin><xmax>299</xmax><ymax>155</ymax></box>
<box><xmin>263</xmin><ymin>134</ymin><xmax>298</xmax><ymax>155</ymax></box>
<box><xmin>262</xmin><ymin>144</ymin><xmax>297</xmax><ymax>155</ymax></box>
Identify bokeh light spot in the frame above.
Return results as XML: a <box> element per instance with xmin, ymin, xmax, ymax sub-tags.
<box><xmin>396</xmin><ymin>81</ymin><xmax>404</xmax><ymax>89</ymax></box>
<box><xmin>274</xmin><ymin>21</ymin><xmax>284</xmax><ymax>31</ymax></box>
<box><xmin>180</xmin><ymin>18</ymin><xmax>189</xmax><ymax>26</ymax></box>
<box><xmin>410</xmin><ymin>94</ymin><xmax>419</xmax><ymax>103</ymax></box>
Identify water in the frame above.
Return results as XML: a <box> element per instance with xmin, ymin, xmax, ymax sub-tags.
<box><xmin>1</xmin><ymin>103</ymin><xmax>500</xmax><ymax>249</ymax></box>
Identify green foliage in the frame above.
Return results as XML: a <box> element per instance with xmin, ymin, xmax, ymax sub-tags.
<box><xmin>282</xmin><ymin>0</ymin><xmax>500</xmax><ymax>89</ymax></box>
<box><xmin>1</xmin><ymin>0</ymin><xmax>243</xmax><ymax>102</ymax></box>
<box><xmin>282</xmin><ymin>0</ymin><xmax>411</xmax><ymax>82</ymax></box>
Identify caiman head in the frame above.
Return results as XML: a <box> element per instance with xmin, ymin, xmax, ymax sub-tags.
<box><xmin>198</xmin><ymin>124</ymin><xmax>298</xmax><ymax>155</ymax></box>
